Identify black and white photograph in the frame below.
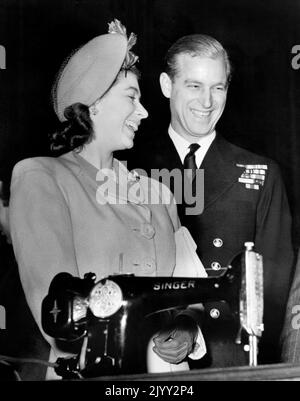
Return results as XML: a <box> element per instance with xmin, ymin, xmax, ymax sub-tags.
<box><xmin>0</xmin><ymin>0</ymin><xmax>300</xmax><ymax>385</ymax></box>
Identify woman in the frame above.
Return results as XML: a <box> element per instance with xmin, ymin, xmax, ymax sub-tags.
<box><xmin>9</xmin><ymin>20</ymin><xmax>205</xmax><ymax>379</ymax></box>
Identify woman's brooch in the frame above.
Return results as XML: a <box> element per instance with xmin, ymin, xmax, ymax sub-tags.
<box><xmin>127</xmin><ymin>170</ymin><xmax>140</xmax><ymax>183</ymax></box>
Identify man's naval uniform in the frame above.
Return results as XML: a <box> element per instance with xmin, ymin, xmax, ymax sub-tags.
<box><xmin>128</xmin><ymin>130</ymin><xmax>294</xmax><ymax>367</ymax></box>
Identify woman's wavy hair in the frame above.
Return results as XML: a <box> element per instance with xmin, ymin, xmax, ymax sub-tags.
<box><xmin>49</xmin><ymin>65</ymin><xmax>140</xmax><ymax>154</ymax></box>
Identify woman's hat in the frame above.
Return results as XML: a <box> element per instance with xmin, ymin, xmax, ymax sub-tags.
<box><xmin>53</xmin><ymin>20</ymin><xmax>138</xmax><ymax>121</ymax></box>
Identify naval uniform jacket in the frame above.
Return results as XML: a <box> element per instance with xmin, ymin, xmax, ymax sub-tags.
<box><xmin>129</xmin><ymin>132</ymin><xmax>294</xmax><ymax>365</ymax></box>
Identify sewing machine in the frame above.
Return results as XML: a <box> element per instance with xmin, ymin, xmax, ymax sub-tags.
<box><xmin>42</xmin><ymin>242</ymin><xmax>263</xmax><ymax>379</ymax></box>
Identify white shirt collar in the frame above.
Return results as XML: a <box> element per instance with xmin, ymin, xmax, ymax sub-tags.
<box><xmin>168</xmin><ymin>125</ymin><xmax>216</xmax><ymax>168</ymax></box>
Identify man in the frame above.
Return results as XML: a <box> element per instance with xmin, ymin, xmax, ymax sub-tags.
<box><xmin>130</xmin><ymin>34</ymin><xmax>294</xmax><ymax>366</ymax></box>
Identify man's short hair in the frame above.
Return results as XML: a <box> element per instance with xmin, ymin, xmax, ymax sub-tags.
<box><xmin>165</xmin><ymin>34</ymin><xmax>232</xmax><ymax>84</ymax></box>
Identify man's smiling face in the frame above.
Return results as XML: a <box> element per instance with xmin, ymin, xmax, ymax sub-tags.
<box><xmin>161</xmin><ymin>54</ymin><xmax>228</xmax><ymax>142</ymax></box>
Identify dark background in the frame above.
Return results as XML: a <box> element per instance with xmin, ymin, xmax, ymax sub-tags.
<box><xmin>0</xmin><ymin>0</ymin><xmax>300</xmax><ymax>247</ymax></box>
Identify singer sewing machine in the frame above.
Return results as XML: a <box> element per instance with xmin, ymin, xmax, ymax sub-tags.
<box><xmin>42</xmin><ymin>242</ymin><xmax>264</xmax><ymax>379</ymax></box>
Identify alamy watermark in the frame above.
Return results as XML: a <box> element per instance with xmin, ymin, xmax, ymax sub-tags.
<box><xmin>0</xmin><ymin>305</ymin><xmax>5</xmax><ymax>329</ymax></box>
<box><xmin>95</xmin><ymin>162</ymin><xmax>204</xmax><ymax>215</ymax></box>
<box><xmin>291</xmin><ymin>45</ymin><xmax>300</xmax><ymax>70</ymax></box>
<box><xmin>0</xmin><ymin>45</ymin><xmax>6</xmax><ymax>70</ymax></box>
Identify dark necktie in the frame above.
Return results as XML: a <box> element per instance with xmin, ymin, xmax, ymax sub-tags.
<box><xmin>184</xmin><ymin>143</ymin><xmax>200</xmax><ymax>182</ymax></box>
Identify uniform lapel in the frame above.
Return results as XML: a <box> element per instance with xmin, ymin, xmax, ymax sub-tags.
<box><xmin>153</xmin><ymin>133</ymin><xmax>242</xmax><ymax>211</ymax></box>
<box><xmin>200</xmin><ymin>135</ymin><xmax>241</xmax><ymax>210</ymax></box>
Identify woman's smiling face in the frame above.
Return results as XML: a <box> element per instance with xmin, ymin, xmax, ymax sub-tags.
<box><xmin>91</xmin><ymin>71</ymin><xmax>148</xmax><ymax>153</ymax></box>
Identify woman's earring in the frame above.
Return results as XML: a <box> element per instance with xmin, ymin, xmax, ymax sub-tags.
<box><xmin>90</xmin><ymin>104</ymin><xmax>98</xmax><ymax>116</ymax></box>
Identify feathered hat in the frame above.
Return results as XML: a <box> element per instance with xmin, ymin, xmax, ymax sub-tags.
<box><xmin>53</xmin><ymin>19</ymin><xmax>138</xmax><ymax>121</ymax></box>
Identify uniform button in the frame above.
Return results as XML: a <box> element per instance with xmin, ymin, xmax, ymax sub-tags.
<box><xmin>213</xmin><ymin>238</ymin><xmax>223</xmax><ymax>248</ymax></box>
<box><xmin>141</xmin><ymin>257</ymin><xmax>156</xmax><ymax>274</ymax></box>
<box><xmin>211</xmin><ymin>262</ymin><xmax>221</xmax><ymax>271</ymax></box>
<box><xmin>140</xmin><ymin>223</ymin><xmax>156</xmax><ymax>239</ymax></box>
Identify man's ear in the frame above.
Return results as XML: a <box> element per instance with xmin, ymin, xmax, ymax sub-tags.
<box><xmin>159</xmin><ymin>72</ymin><xmax>172</xmax><ymax>98</ymax></box>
